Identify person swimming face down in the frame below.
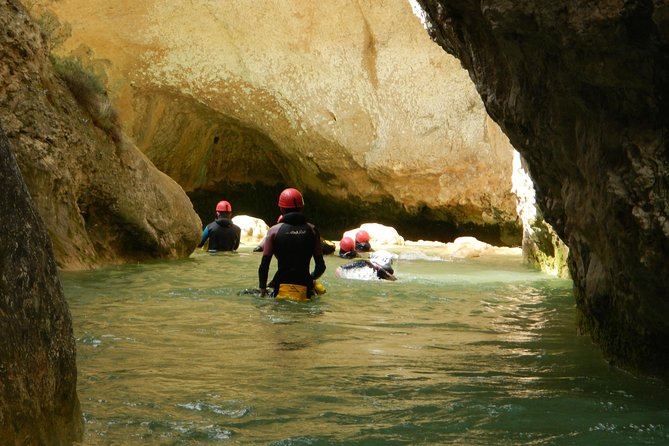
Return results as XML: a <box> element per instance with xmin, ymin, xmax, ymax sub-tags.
<box><xmin>335</xmin><ymin>250</ymin><xmax>396</xmax><ymax>281</ymax></box>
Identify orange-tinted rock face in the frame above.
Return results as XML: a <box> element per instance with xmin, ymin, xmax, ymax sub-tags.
<box><xmin>1</xmin><ymin>1</ymin><xmax>201</xmax><ymax>270</ymax></box>
<box><xmin>414</xmin><ymin>0</ymin><xmax>669</xmax><ymax>379</ymax></box>
<box><xmin>36</xmin><ymin>0</ymin><xmax>520</xmax><ymax>242</ymax></box>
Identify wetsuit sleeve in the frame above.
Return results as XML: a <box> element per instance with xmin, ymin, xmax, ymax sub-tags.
<box><xmin>311</xmin><ymin>255</ymin><xmax>326</xmax><ymax>280</ymax></box>
<box><xmin>258</xmin><ymin>228</ymin><xmax>276</xmax><ymax>288</ymax></box>
<box><xmin>197</xmin><ymin>226</ymin><xmax>209</xmax><ymax>248</ymax></box>
<box><xmin>258</xmin><ymin>255</ymin><xmax>271</xmax><ymax>288</ymax></box>
<box><xmin>310</xmin><ymin>225</ymin><xmax>326</xmax><ymax>280</ymax></box>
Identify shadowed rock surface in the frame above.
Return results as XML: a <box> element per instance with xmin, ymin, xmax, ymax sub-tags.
<box><xmin>0</xmin><ymin>125</ymin><xmax>82</xmax><ymax>444</ymax></box>
<box><xmin>414</xmin><ymin>0</ymin><xmax>669</xmax><ymax>379</ymax></box>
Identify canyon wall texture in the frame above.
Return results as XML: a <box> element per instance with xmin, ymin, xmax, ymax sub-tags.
<box><xmin>36</xmin><ymin>0</ymin><xmax>521</xmax><ymax>243</ymax></box>
<box><xmin>512</xmin><ymin>151</ymin><xmax>570</xmax><ymax>278</ymax></box>
<box><xmin>0</xmin><ymin>126</ymin><xmax>82</xmax><ymax>444</ymax></box>
<box><xmin>413</xmin><ymin>0</ymin><xmax>669</xmax><ymax>379</ymax></box>
<box><xmin>1</xmin><ymin>0</ymin><xmax>201</xmax><ymax>270</ymax></box>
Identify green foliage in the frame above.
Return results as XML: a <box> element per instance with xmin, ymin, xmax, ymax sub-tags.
<box><xmin>52</xmin><ymin>55</ymin><xmax>122</xmax><ymax>142</ymax></box>
<box><xmin>28</xmin><ymin>5</ymin><xmax>122</xmax><ymax>144</ymax></box>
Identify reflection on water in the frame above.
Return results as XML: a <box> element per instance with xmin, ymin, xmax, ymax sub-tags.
<box><xmin>61</xmin><ymin>248</ymin><xmax>669</xmax><ymax>445</ymax></box>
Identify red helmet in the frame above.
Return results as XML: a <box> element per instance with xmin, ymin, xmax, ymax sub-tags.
<box><xmin>215</xmin><ymin>200</ymin><xmax>232</xmax><ymax>212</ymax></box>
<box><xmin>339</xmin><ymin>237</ymin><xmax>355</xmax><ymax>252</ymax></box>
<box><xmin>278</xmin><ymin>188</ymin><xmax>304</xmax><ymax>209</ymax></box>
<box><xmin>355</xmin><ymin>229</ymin><xmax>370</xmax><ymax>243</ymax></box>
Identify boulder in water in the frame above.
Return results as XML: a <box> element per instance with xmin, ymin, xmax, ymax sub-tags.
<box><xmin>343</xmin><ymin>223</ymin><xmax>405</xmax><ymax>246</ymax></box>
<box><xmin>232</xmin><ymin>215</ymin><xmax>269</xmax><ymax>245</ymax></box>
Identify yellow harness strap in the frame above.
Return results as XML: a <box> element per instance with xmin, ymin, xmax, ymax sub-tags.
<box><xmin>275</xmin><ymin>284</ymin><xmax>309</xmax><ymax>302</ymax></box>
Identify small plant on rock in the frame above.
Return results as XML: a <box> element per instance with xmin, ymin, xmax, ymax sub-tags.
<box><xmin>52</xmin><ymin>56</ymin><xmax>122</xmax><ymax>143</ymax></box>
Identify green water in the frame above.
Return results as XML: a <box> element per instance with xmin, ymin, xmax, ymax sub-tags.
<box><xmin>61</xmin><ymin>248</ymin><xmax>669</xmax><ymax>445</ymax></box>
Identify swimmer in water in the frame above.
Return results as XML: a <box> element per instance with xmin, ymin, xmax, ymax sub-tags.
<box><xmin>335</xmin><ymin>250</ymin><xmax>397</xmax><ymax>281</ymax></box>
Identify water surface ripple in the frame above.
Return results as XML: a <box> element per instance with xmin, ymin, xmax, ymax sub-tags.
<box><xmin>61</xmin><ymin>249</ymin><xmax>669</xmax><ymax>445</ymax></box>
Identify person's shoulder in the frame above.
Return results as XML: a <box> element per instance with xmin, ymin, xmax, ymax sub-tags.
<box><xmin>267</xmin><ymin>223</ymin><xmax>282</xmax><ymax>234</ymax></box>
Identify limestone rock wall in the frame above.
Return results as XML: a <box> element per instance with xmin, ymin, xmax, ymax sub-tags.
<box><xmin>1</xmin><ymin>0</ymin><xmax>201</xmax><ymax>270</ymax></box>
<box><xmin>414</xmin><ymin>0</ymin><xmax>669</xmax><ymax>379</ymax></box>
<box><xmin>0</xmin><ymin>124</ymin><xmax>82</xmax><ymax>444</ymax></box>
<box><xmin>512</xmin><ymin>151</ymin><xmax>570</xmax><ymax>278</ymax></box>
<box><xmin>36</xmin><ymin>0</ymin><xmax>519</xmax><ymax>240</ymax></box>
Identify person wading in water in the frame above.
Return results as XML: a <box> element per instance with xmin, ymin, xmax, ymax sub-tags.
<box><xmin>257</xmin><ymin>188</ymin><xmax>326</xmax><ymax>301</ymax></box>
<box><xmin>198</xmin><ymin>200</ymin><xmax>242</xmax><ymax>252</ymax></box>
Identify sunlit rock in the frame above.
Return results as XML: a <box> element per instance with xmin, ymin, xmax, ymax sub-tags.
<box><xmin>511</xmin><ymin>151</ymin><xmax>570</xmax><ymax>278</ymax></box>
<box><xmin>343</xmin><ymin>223</ymin><xmax>405</xmax><ymax>246</ymax></box>
<box><xmin>445</xmin><ymin>236</ymin><xmax>493</xmax><ymax>259</ymax></box>
<box><xmin>232</xmin><ymin>215</ymin><xmax>269</xmax><ymax>245</ymax></box>
<box><xmin>36</xmin><ymin>0</ymin><xmax>520</xmax><ymax>242</ymax></box>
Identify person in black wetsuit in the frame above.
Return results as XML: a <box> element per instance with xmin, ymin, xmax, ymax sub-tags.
<box><xmin>198</xmin><ymin>200</ymin><xmax>242</xmax><ymax>252</ymax></box>
<box><xmin>258</xmin><ymin>188</ymin><xmax>326</xmax><ymax>300</ymax></box>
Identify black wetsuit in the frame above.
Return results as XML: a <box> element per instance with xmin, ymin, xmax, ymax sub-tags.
<box><xmin>198</xmin><ymin>217</ymin><xmax>241</xmax><ymax>252</ymax></box>
<box><xmin>338</xmin><ymin>259</ymin><xmax>395</xmax><ymax>280</ymax></box>
<box><xmin>258</xmin><ymin>211</ymin><xmax>326</xmax><ymax>296</ymax></box>
<box><xmin>355</xmin><ymin>241</ymin><xmax>372</xmax><ymax>252</ymax></box>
